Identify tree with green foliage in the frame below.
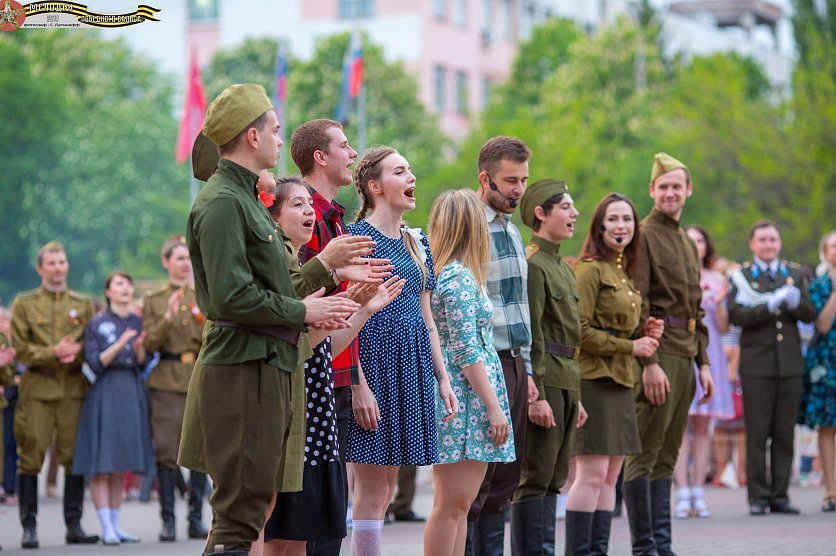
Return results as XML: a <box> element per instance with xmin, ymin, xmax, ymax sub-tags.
<box><xmin>0</xmin><ymin>31</ymin><xmax>189</xmax><ymax>302</ymax></box>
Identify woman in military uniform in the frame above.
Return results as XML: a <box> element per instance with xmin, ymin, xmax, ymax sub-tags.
<box><xmin>565</xmin><ymin>193</ymin><xmax>663</xmax><ymax>555</ymax></box>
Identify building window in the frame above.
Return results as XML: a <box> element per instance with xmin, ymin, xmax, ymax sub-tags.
<box><xmin>454</xmin><ymin>0</ymin><xmax>467</xmax><ymax>27</ymax></box>
<box><xmin>482</xmin><ymin>76</ymin><xmax>491</xmax><ymax>109</ymax></box>
<box><xmin>189</xmin><ymin>0</ymin><xmax>218</xmax><ymax>22</ymax></box>
<box><xmin>455</xmin><ymin>70</ymin><xmax>468</xmax><ymax>115</ymax></box>
<box><xmin>501</xmin><ymin>0</ymin><xmax>513</xmax><ymax>40</ymax></box>
<box><xmin>434</xmin><ymin>65</ymin><xmax>446</xmax><ymax>112</ymax></box>
<box><xmin>338</xmin><ymin>0</ymin><xmax>374</xmax><ymax>19</ymax></box>
<box><xmin>434</xmin><ymin>0</ymin><xmax>446</xmax><ymax>19</ymax></box>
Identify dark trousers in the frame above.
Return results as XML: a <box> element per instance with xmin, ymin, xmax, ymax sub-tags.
<box><xmin>741</xmin><ymin>375</ymin><xmax>802</xmax><ymax>505</ymax></box>
<box><xmin>3</xmin><ymin>387</ymin><xmax>18</xmax><ymax>495</ymax></box>
<box><xmin>388</xmin><ymin>465</ymin><xmax>418</xmax><ymax>516</ymax></box>
<box><xmin>200</xmin><ymin>361</ymin><xmax>292</xmax><ymax>553</ymax></box>
<box><xmin>307</xmin><ymin>385</ymin><xmax>351</xmax><ymax>556</ymax></box>
<box><xmin>468</xmin><ymin>352</ymin><xmax>528</xmax><ymax>520</ymax></box>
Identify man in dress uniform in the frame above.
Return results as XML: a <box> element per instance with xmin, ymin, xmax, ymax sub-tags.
<box><xmin>143</xmin><ymin>235</ymin><xmax>209</xmax><ymax>541</ymax></box>
<box><xmin>467</xmin><ymin>136</ymin><xmax>539</xmax><ymax>555</ymax></box>
<box><xmin>11</xmin><ymin>241</ymin><xmax>99</xmax><ymax>548</ymax></box>
<box><xmin>728</xmin><ymin>220</ymin><xmax>815</xmax><ymax>516</ymax></box>
<box><xmin>185</xmin><ymin>83</ymin><xmax>360</xmax><ymax>555</ymax></box>
<box><xmin>624</xmin><ymin>153</ymin><xmax>713</xmax><ymax>556</ymax></box>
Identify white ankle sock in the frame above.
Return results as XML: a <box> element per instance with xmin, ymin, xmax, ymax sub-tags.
<box><xmin>109</xmin><ymin>508</ymin><xmax>130</xmax><ymax>539</ymax></box>
<box><xmin>351</xmin><ymin>519</ymin><xmax>383</xmax><ymax>556</ymax></box>
<box><xmin>97</xmin><ymin>507</ymin><xmax>117</xmax><ymax>541</ymax></box>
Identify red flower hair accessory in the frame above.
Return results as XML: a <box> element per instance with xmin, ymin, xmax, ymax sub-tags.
<box><xmin>259</xmin><ymin>191</ymin><xmax>275</xmax><ymax>208</ymax></box>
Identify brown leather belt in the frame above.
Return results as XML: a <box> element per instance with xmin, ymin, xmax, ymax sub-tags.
<box><xmin>594</xmin><ymin>326</ymin><xmax>630</xmax><ymax>338</ymax></box>
<box><xmin>159</xmin><ymin>351</ymin><xmax>197</xmax><ymax>365</ymax></box>
<box><xmin>544</xmin><ymin>342</ymin><xmax>580</xmax><ymax>359</ymax></box>
<box><xmin>214</xmin><ymin>319</ymin><xmax>302</xmax><ymax>347</ymax></box>
<box><xmin>662</xmin><ymin>316</ymin><xmax>696</xmax><ymax>333</ymax></box>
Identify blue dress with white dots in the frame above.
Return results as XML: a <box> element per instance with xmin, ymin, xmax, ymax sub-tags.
<box><xmin>346</xmin><ymin>220</ymin><xmax>440</xmax><ymax>466</ymax></box>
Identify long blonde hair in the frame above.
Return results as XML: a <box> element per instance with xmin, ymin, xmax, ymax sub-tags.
<box><xmin>354</xmin><ymin>145</ymin><xmax>428</xmax><ymax>287</ymax></box>
<box><xmin>428</xmin><ymin>189</ymin><xmax>489</xmax><ymax>289</ymax></box>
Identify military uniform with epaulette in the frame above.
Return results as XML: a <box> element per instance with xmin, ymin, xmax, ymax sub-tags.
<box><xmin>729</xmin><ymin>258</ymin><xmax>815</xmax><ymax>512</ymax></box>
<box><xmin>142</xmin><ymin>282</ymin><xmax>209</xmax><ymax>541</ymax></box>
<box><xmin>11</xmin><ymin>285</ymin><xmax>99</xmax><ymax>547</ymax></box>
<box><xmin>511</xmin><ymin>180</ymin><xmax>582</xmax><ymax>555</ymax></box>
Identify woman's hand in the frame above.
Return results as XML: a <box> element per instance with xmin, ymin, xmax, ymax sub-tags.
<box><xmin>644</xmin><ymin>317</ymin><xmax>664</xmax><ymax>340</ymax></box>
<box><xmin>117</xmin><ymin>328</ymin><xmax>139</xmax><ymax>347</ymax></box>
<box><xmin>576</xmin><ymin>400</ymin><xmax>588</xmax><ymax>428</ymax></box>
<box><xmin>438</xmin><ymin>377</ymin><xmax>459</xmax><ymax>423</ymax></box>
<box><xmin>164</xmin><ymin>288</ymin><xmax>184</xmax><ymax>321</ymax></box>
<box><xmin>486</xmin><ymin>405</ymin><xmax>509</xmax><ymax>446</ymax></box>
<box><xmin>528</xmin><ymin>399</ymin><xmax>555</xmax><ymax>428</ymax></box>
<box><xmin>351</xmin><ymin>381</ymin><xmax>380</xmax><ymax>431</ymax></box>
<box><xmin>632</xmin><ymin>336</ymin><xmax>660</xmax><ymax>358</ymax></box>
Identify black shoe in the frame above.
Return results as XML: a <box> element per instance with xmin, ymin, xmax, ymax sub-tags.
<box><xmin>749</xmin><ymin>500</ymin><xmax>768</xmax><ymax>516</ymax></box>
<box><xmin>159</xmin><ymin>519</ymin><xmax>176</xmax><ymax>542</ymax></box>
<box><xmin>394</xmin><ymin>510</ymin><xmax>426</xmax><ymax>522</ymax></box>
<box><xmin>66</xmin><ymin>522</ymin><xmax>100</xmax><ymax>544</ymax></box>
<box><xmin>188</xmin><ymin>520</ymin><xmax>209</xmax><ymax>539</ymax></box>
<box><xmin>21</xmin><ymin>525</ymin><xmax>39</xmax><ymax>549</ymax></box>
<box><xmin>769</xmin><ymin>502</ymin><xmax>800</xmax><ymax>515</ymax></box>
<box><xmin>822</xmin><ymin>496</ymin><xmax>836</xmax><ymax>512</ymax></box>
<box><xmin>19</xmin><ymin>474</ymin><xmax>39</xmax><ymax>549</ymax></box>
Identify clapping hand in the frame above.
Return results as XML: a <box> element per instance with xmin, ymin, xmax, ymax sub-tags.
<box><xmin>644</xmin><ymin>317</ymin><xmax>664</xmax><ymax>340</ymax></box>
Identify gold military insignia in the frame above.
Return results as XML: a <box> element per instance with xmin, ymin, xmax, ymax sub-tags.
<box><xmin>525</xmin><ymin>243</ymin><xmax>540</xmax><ymax>260</ymax></box>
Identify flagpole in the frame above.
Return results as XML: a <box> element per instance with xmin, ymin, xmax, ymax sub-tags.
<box><xmin>358</xmin><ymin>81</ymin><xmax>367</xmax><ymax>153</ymax></box>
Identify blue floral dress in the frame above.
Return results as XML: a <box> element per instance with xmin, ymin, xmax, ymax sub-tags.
<box><xmin>431</xmin><ymin>261</ymin><xmax>515</xmax><ymax>464</ymax></box>
<box><xmin>346</xmin><ymin>221</ymin><xmax>439</xmax><ymax>466</ymax></box>
<box><xmin>799</xmin><ymin>275</ymin><xmax>836</xmax><ymax>429</ymax></box>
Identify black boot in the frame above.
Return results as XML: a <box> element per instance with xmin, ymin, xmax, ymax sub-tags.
<box><xmin>19</xmin><ymin>474</ymin><xmax>39</xmax><ymax>549</ymax></box>
<box><xmin>472</xmin><ymin>510</ymin><xmax>506</xmax><ymax>556</ymax></box>
<box><xmin>650</xmin><ymin>478</ymin><xmax>676</xmax><ymax>556</ymax></box>
<box><xmin>510</xmin><ymin>497</ymin><xmax>543</xmax><ymax>555</ymax></box>
<box><xmin>543</xmin><ymin>495</ymin><xmax>557</xmax><ymax>556</ymax></box>
<box><xmin>564</xmin><ymin>511</ymin><xmax>594</xmax><ymax>556</ymax></box>
<box><xmin>64</xmin><ymin>474</ymin><xmax>99</xmax><ymax>544</ymax></box>
<box><xmin>589</xmin><ymin>510</ymin><xmax>613</xmax><ymax>556</ymax></box>
<box><xmin>613</xmin><ymin>467</ymin><xmax>624</xmax><ymax>518</ymax></box>
<box><xmin>187</xmin><ymin>471</ymin><xmax>209</xmax><ymax>539</ymax></box>
<box><xmin>158</xmin><ymin>465</ymin><xmax>177</xmax><ymax>542</ymax></box>
<box><xmin>623</xmin><ymin>478</ymin><xmax>658</xmax><ymax>556</ymax></box>
<box><xmin>464</xmin><ymin>520</ymin><xmax>474</xmax><ymax>556</ymax></box>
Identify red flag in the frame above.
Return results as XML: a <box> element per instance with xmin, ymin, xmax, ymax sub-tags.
<box><xmin>175</xmin><ymin>50</ymin><xmax>206</xmax><ymax>164</ymax></box>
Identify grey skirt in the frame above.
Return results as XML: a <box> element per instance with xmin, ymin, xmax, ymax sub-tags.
<box><xmin>573</xmin><ymin>378</ymin><xmax>641</xmax><ymax>456</ymax></box>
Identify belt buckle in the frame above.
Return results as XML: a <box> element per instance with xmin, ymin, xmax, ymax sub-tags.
<box><xmin>509</xmin><ymin>347</ymin><xmax>521</xmax><ymax>358</ymax></box>
<box><xmin>687</xmin><ymin>319</ymin><xmax>696</xmax><ymax>333</ymax></box>
<box><xmin>573</xmin><ymin>347</ymin><xmax>580</xmax><ymax>359</ymax></box>
<box><xmin>180</xmin><ymin>352</ymin><xmax>195</xmax><ymax>366</ymax></box>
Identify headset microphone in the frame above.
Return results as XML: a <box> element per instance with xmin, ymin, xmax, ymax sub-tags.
<box><xmin>602</xmin><ymin>225</ymin><xmax>624</xmax><ymax>244</ymax></box>
<box><xmin>616</xmin><ymin>237</ymin><xmax>624</xmax><ymax>244</ymax></box>
<box><xmin>489</xmin><ymin>180</ymin><xmax>517</xmax><ymax>208</ymax></box>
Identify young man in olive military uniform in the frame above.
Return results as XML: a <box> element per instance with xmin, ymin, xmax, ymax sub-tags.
<box><xmin>185</xmin><ymin>84</ymin><xmax>361</xmax><ymax>555</ymax></box>
<box><xmin>513</xmin><ymin>179</ymin><xmax>587</xmax><ymax>555</ymax></box>
<box><xmin>625</xmin><ymin>153</ymin><xmax>714</xmax><ymax>556</ymax></box>
<box><xmin>142</xmin><ymin>235</ymin><xmax>209</xmax><ymax>541</ymax></box>
<box><xmin>468</xmin><ymin>136</ymin><xmax>539</xmax><ymax>556</ymax></box>
<box><xmin>11</xmin><ymin>241</ymin><xmax>100</xmax><ymax>548</ymax></box>
<box><xmin>728</xmin><ymin>220</ymin><xmax>815</xmax><ymax>516</ymax></box>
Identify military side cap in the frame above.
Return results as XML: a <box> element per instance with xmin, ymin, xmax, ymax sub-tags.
<box><xmin>192</xmin><ymin>132</ymin><xmax>220</xmax><ymax>181</ymax></box>
<box><xmin>519</xmin><ymin>179</ymin><xmax>569</xmax><ymax>229</ymax></box>
<box><xmin>650</xmin><ymin>152</ymin><xmax>689</xmax><ymax>183</ymax></box>
<box><xmin>203</xmin><ymin>83</ymin><xmax>273</xmax><ymax>147</ymax></box>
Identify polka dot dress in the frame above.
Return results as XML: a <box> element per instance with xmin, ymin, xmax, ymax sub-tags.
<box><xmin>346</xmin><ymin>220</ymin><xmax>440</xmax><ymax>466</ymax></box>
<box><xmin>305</xmin><ymin>338</ymin><xmax>340</xmax><ymax>465</ymax></box>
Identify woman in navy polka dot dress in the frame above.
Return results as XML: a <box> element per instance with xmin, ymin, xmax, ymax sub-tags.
<box><xmin>347</xmin><ymin>147</ymin><xmax>459</xmax><ymax>555</ymax></box>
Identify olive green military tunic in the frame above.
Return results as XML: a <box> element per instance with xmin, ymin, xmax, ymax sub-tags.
<box><xmin>182</xmin><ymin>159</ymin><xmax>334</xmax><ymax>552</ymax></box>
<box><xmin>142</xmin><ymin>284</ymin><xmax>204</xmax><ymax>468</ymax></box>
<box><xmin>728</xmin><ymin>259</ymin><xmax>815</xmax><ymax>505</ymax></box>
<box><xmin>625</xmin><ymin>209</ymin><xmax>706</xmax><ymax>481</ymax></box>
<box><xmin>514</xmin><ymin>236</ymin><xmax>581</xmax><ymax>500</ymax></box>
<box><xmin>10</xmin><ymin>286</ymin><xmax>94</xmax><ymax>473</ymax></box>
<box><xmin>573</xmin><ymin>255</ymin><xmax>642</xmax><ymax>455</ymax></box>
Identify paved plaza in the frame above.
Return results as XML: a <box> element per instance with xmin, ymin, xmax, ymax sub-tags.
<box><xmin>1</xmin><ymin>467</ymin><xmax>834</xmax><ymax>555</ymax></box>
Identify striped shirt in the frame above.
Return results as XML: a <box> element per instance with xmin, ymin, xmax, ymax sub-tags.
<box><xmin>483</xmin><ymin>203</ymin><xmax>533</xmax><ymax>375</ymax></box>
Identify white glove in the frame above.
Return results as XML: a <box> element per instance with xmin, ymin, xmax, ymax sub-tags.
<box><xmin>783</xmin><ymin>285</ymin><xmax>801</xmax><ymax>310</ymax></box>
<box><xmin>767</xmin><ymin>286</ymin><xmax>789</xmax><ymax>314</ymax></box>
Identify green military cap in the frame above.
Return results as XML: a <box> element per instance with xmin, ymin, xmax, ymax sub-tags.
<box><xmin>203</xmin><ymin>83</ymin><xmax>273</xmax><ymax>147</ymax></box>
<box><xmin>191</xmin><ymin>132</ymin><xmax>219</xmax><ymax>181</ymax></box>
<box><xmin>520</xmin><ymin>179</ymin><xmax>569</xmax><ymax>229</ymax></box>
<box><xmin>650</xmin><ymin>152</ymin><xmax>689</xmax><ymax>183</ymax></box>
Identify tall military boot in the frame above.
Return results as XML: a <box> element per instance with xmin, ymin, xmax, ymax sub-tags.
<box><xmin>464</xmin><ymin>521</ymin><xmax>474</xmax><ymax>556</ymax></box>
<box><xmin>543</xmin><ymin>495</ymin><xmax>557</xmax><ymax>556</ymax></box>
<box><xmin>623</xmin><ymin>478</ymin><xmax>658</xmax><ymax>556</ymax></box>
<box><xmin>64</xmin><ymin>474</ymin><xmax>100</xmax><ymax>544</ymax></box>
<box><xmin>19</xmin><ymin>474</ymin><xmax>39</xmax><ymax>549</ymax></box>
<box><xmin>510</xmin><ymin>497</ymin><xmax>543</xmax><ymax>555</ymax></box>
<box><xmin>650</xmin><ymin>478</ymin><xmax>676</xmax><ymax>556</ymax></box>
<box><xmin>589</xmin><ymin>510</ymin><xmax>613</xmax><ymax>556</ymax></box>
<box><xmin>564</xmin><ymin>511</ymin><xmax>594</xmax><ymax>556</ymax></box>
<box><xmin>472</xmin><ymin>510</ymin><xmax>506</xmax><ymax>556</ymax></box>
<box><xmin>158</xmin><ymin>465</ymin><xmax>177</xmax><ymax>542</ymax></box>
<box><xmin>187</xmin><ymin>471</ymin><xmax>209</xmax><ymax>539</ymax></box>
